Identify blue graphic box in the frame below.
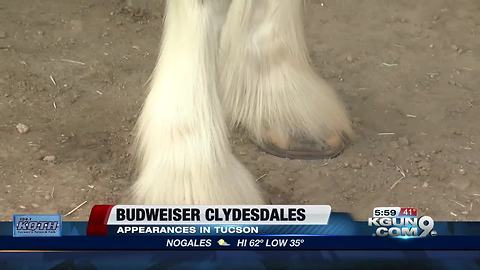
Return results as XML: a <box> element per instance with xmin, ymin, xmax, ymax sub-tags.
<box><xmin>12</xmin><ymin>214</ymin><xmax>62</xmax><ymax>237</ymax></box>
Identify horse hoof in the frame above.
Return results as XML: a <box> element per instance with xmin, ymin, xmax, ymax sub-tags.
<box><xmin>253</xmin><ymin>131</ymin><xmax>349</xmax><ymax>160</ymax></box>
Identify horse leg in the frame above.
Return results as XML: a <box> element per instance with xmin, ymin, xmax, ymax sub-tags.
<box><xmin>220</xmin><ymin>0</ymin><xmax>353</xmax><ymax>160</ymax></box>
<box><xmin>132</xmin><ymin>0</ymin><xmax>263</xmax><ymax>204</ymax></box>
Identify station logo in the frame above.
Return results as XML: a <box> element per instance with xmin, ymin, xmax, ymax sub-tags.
<box><xmin>13</xmin><ymin>214</ymin><xmax>62</xmax><ymax>237</ymax></box>
<box><xmin>368</xmin><ymin>207</ymin><xmax>436</xmax><ymax>237</ymax></box>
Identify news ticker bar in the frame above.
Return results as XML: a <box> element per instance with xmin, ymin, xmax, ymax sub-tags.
<box><xmin>3</xmin><ymin>236</ymin><xmax>480</xmax><ymax>250</ymax></box>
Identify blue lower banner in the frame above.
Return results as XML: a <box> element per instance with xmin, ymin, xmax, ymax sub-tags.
<box><xmin>2</xmin><ymin>211</ymin><xmax>480</xmax><ymax>269</ymax></box>
<box><xmin>1</xmin><ymin>213</ymin><xmax>480</xmax><ymax>250</ymax></box>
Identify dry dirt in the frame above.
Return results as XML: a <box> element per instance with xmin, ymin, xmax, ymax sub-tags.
<box><xmin>0</xmin><ymin>0</ymin><xmax>479</xmax><ymax>221</ymax></box>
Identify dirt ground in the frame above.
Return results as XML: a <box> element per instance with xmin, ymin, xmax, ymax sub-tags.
<box><xmin>0</xmin><ymin>0</ymin><xmax>479</xmax><ymax>221</ymax></box>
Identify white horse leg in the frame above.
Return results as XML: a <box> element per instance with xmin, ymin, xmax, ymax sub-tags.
<box><xmin>132</xmin><ymin>0</ymin><xmax>263</xmax><ymax>204</ymax></box>
<box><xmin>220</xmin><ymin>0</ymin><xmax>353</xmax><ymax>159</ymax></box>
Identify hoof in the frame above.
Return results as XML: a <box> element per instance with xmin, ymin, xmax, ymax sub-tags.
<box><xmin>254</xmin><ymin>130</ymin><xmax>349</xmax><ymax>160</ymax></box>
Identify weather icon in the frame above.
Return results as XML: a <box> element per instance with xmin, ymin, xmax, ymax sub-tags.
<box><xmin>217</xmin><ymin>239</ymin><xmax>230</xmax><ymax>247</ymax></box>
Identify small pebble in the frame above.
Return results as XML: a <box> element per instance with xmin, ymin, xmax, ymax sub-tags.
<box><xmin>31</xmin><ymin>203</ymin><xmax>39</xmax><ymax>208</ymax></box>
<box><xmin>420</xmin><ymin>171</ymin><xmax>430</xmax><ymax>176</ymax></box>
<box><xmin>449</xmin><ymin>178</ymin><xmax>470</xmax><ymax>191</ymax></box>
<box><xmin>42</xmin><ymin>155</ymin><xmax>56</xmax><ymax>162</ymax></box>
<box><xmin>422</xmin><ymin>182</ymin><xmax>429</xmax><ymax>188</ymax></box>
<box><xmin>352</xmin><ymin>117</ymin><xmax>362</xmax><ymax>124</ymax></box>
<box><xmin>361</xmin><ymin>159</ymin><xmax>368</xmax><ymax>166</ymax></box>
<box><xmin>345</xmin><ymin>55</ymin><xmax>353</xmax><ymax>63</ymax></box>
<box><xmin>390</xmin><ymin>141</ymin><xmax>400</xmax><ymax>149</ymax></box>
<box><xmin>398</xmin><ymin>137</ymin><xmax>410</xmax><ymax>146</ymax></box>
<box><xmin>19</xmin><ymin>205</ymin><xmax>26</xmax><ymax>209</ymax></box>
<box><xmin>459</xmin><ymin>168</ymin><xmax>466</xmax><ymax>175</ymax></box>
<box><xmin>351</xmin><ymin>162</ymin><xmax>362</xmax><ymax>169</ymax></box>
<box><xmin>418</xmin><ymin>160</ymin><xmax>431</xmax><ymax>169</ymax></box>
<box><xmin>16</xmin><ymin>123</ymin><xmax>30</xmax><ymax>134</ymax></box>
<box><xmin>451</xmin><ymin>44</ymin><xmax>459</xmax><ymax>51</ymax></box>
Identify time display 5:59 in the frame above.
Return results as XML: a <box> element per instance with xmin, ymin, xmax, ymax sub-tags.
<box><xmin>373</xmin><ymin>207</ymin><xmax>400</xmax><ymax>217</ymax></box>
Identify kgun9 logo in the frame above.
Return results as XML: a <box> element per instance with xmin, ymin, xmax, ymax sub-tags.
<box><xmin>368</xmin><ymin>216</ymin><xmax>437</xmax><ymax>237</ymax></box>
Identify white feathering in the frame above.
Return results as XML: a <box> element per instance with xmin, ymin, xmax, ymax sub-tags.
<box><xmin>219</xmin><ymin>0</ymin><xmax>353</xmax><ymax>146</ymax></box>
<box><xmin>132</xmin><ymin>0</ymin><xmax>263</xmax><ymax>205</ymax></box>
